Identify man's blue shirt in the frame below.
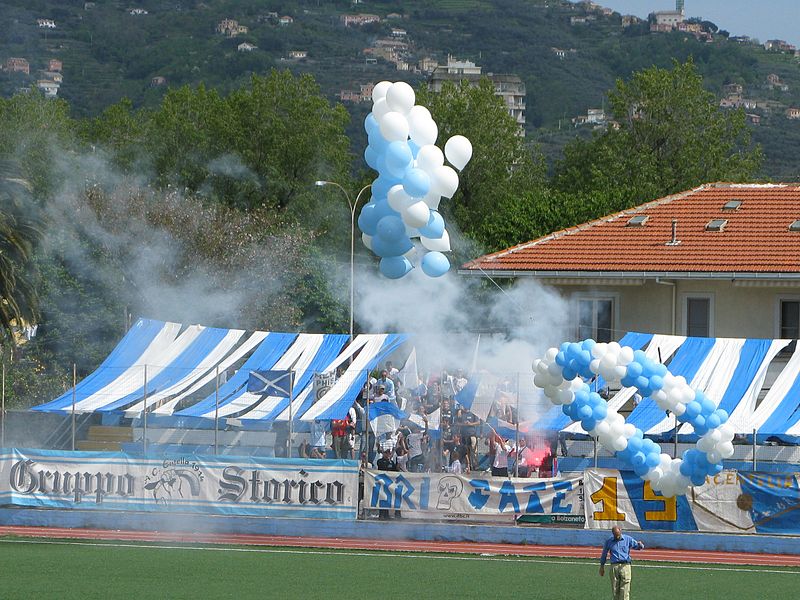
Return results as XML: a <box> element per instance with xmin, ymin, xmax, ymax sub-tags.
<box><xmin>600</xmin><ymin>534</ymin><xmax>642</xmax><ymax>565</ymax></box>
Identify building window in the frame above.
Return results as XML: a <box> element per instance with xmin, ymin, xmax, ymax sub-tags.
<box><xmin>577</xmin><ymin>298</ymin><xmax>614</xmax><ymax>342</ymax></box>
<box><xmin>685</xmin><ymin>297</ymin><xmax>711</xmax><ymax>337</ymax></box>
<box><xmin>780</xmin><ymin>300</ymin><xmax>800</xmax><ymax>338</ymax></box>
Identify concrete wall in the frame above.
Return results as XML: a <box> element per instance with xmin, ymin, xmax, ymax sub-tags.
<box><xmin>550</xmin><ymin>279</ymin><xmax>800</xmax><ymax>339</ymax></box>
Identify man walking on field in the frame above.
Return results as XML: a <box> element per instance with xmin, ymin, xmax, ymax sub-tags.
<box><xmin>599</xmin><ymin>526</ymin><xmax>644</xmax><ymax>600</ymax></box>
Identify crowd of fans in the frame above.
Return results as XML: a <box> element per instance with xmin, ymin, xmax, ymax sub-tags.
<box><xmin>296</xmin><ymin>361</ymin><xmax>559</xmax><ymax>479</ymax></box>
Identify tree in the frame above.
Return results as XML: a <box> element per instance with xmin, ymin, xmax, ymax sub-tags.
<box><xmin>415</xmin><ymin>78</ymin><xmax>548</xmax><ymax>253</ymax></box>
<box><xmin>0</xmin><ymin>162</ymin><xmax>41</xmax><ymax>342</ymax></box>
<box><xmin>224</xmin><ymin>70</ymin><xmax>352</xmax><ymax>213</ymax></box>
<box><xmin>554</xmin><ymin>59</ymin><xmax>762</xmax><ymax>210</ymax></box>
<box><xmin>0</xmin><ymin>91</ymin><xmax>77</xmax><ymax>197</ymax></box>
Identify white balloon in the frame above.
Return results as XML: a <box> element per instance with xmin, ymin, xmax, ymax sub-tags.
<box><xmin>421</xmin><ymin>190</ymin><xmax>441</xmax><ymax>210</ymax></box>
<box><xmin>409</xmin><ymin>116</ymin><xmax>438</xmax><ymax>146</ymax></box>
<box><xmin>379</xmin><ymin>111</ymin><xmax>410</xmax><ymax>142</ymax></box>
<box><xmin>388</xmin><ymin>185</ymin><xmax>413</xmax><ymax>212</ymax></box>
<box><xmin>407</xmin><ymin>104</ymin><xmax>431</xmax><ymax>124</ymax></box>
<box><xmin>619</xmin><ymin>346</ymin><xmax>635</xmax><ymax>366</ymax></box>
<box><xmin>421</xmin><ymin>229</ymin><xmax>451</xmax><ymax>252</ymax></box>
<box><xmin>718</xmin><ymin>441</ymin><xmax>734</xmax><ymax>458</ymax></box>
<box><xmin>372</xmin><ymin>81</ymin><xmax>392</xmax><ymax>104</ymax></box>
<box><xmin>372</xmin><ymin>97</ymin><xmax>391</xmax><ymax>121</ymax></box>
<box><xmin>431</xmin><ymin>165</ymin><xmax>459</xmax><ymax>198</ymax></box>
<box><xmin>401</xmin><ymin>200</ymin><xmax>431</xmax><ymax>228</ymax></box>
<box><xmin>595</xmin><ymin>421</ymin><xmax>611</xmax><ymax>436</ymax></box>
<box><xmin>415</xmin><ymin>144</ymin><xmax>445</xmax><ymax>173</ymax></box>
<box><xmin>558</xmin><ymin>388</ymin><xmax>575</xmax><ymax>405</ymax></box>
<box><xmin>361</xmin><ymin>233</ymin><xmax>373</xmax><ymax>250</ymax></box>
<box><xmin>386</xmin><ymin>82</ymin><xmax>416</xmax><ymax>114</ymax></box>
<box><xmin>544</xmin><ymin>348</ymin><xmax>559</xmax><ymax>362</ymax></box>
<box><xmin>444</xmin><ymin>135</ymin><xmax>473</xmax><ymax>170</ymax></box>
<box><xmin>612</xmin><ymin>436</ymin><xmax>628</xmax><ymax>452</ymax></box>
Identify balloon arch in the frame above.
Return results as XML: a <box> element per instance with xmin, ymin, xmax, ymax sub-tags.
<box><xmin>532</xmin><ymin>339</ymin><xmax>736</xmax><ymax>497</ymax></box>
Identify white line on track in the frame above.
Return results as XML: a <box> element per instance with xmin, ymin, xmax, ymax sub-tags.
<box><xmin>1</xmin><ymin>538</ymin><xmax>798</xmax><ymax>576</ymax></box>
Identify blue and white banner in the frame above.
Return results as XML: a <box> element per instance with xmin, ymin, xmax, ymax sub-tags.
<box><xmin>0</xmin><ymin>449</ymin><xmax>359</xmax><ymax>520</ymax></box>
<box><xmin>363</xmin><ymin>470</ymin><xmax>583</xmax><ymax>523</ymax></box>
<box><xmin>583</xmin><ymin>468</ymin><xmax>800</xmax><ymax>534</ymax></box>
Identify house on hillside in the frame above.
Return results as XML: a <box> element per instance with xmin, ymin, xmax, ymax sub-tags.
<box><xmin>216</xmin><ymin>19</ymin><xmax>248</xmax><ymax>37</ymax></box>
<box><xmin>37</xmin><ymin>19</ymin><xmax>56</xmax><ymax>28</ymax></box>
<box><xmin>765</xmin><ymin>40</ymin><xmax>796</xmax><ymax>53</ymax></box>
<box><xmin>151</xmin><ymin>76</ymin><xmax>167</xmax><ymax>87</ymax></box>
<box><xmin>288</xmin><ymin>50</ymin><xmax>307</xmax><ymax>59</ymax></box>
<box><xmin>766</xmin><ymin>74</ymin><xmax>789</xmax><ymax>92</ymax></box>
<box><xmin>278</xmin><ymin>16</ymin><xmax>293</xmax><ymax>26</ymax></box>
<box><xmin>36</xmin><ymin>80</ymin><xmax>59</xmax><ymax>98</ymax></box>
<box><xmin>4</xmin><ymin>58</ymin><xmax>30</xmax><ymax>74</ymax></box>
<box><xmin>48</xmin><ymin>59</ymin><xmax>62</xmax><ymax>72</ymax></box>
<box><xmin>429</xmin><ymin>57</ymin><xmax>525</xmax><ymax>134</ymax></box>
<box><xmin>237</xmin><ymin>42</ymin><xmax>256</xmax><ymax>52</ymax></box>
<box><xmin>341</xmin><ymin>14</ymin><xmax>380</xmax><ymax>27</ymax></box>
<box><xmin>41</xmin><ymin>71</ymin><xmax>63</xmax><ymax>83</ymax></box>
<box><xmin>787</xmin><ymin>108</ymin><xmax>800</xmax><ymax>120</ymax></box>
<box><xmin>461</xmin><ymin>184</ymin><xmax>800</xmax><ymax>341</ymax></box>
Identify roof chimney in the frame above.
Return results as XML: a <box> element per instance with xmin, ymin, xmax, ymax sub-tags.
<box><xmin>666</xmin><ymin>219</ymin><xmax>681</xmax><ymax>246</ymax></box>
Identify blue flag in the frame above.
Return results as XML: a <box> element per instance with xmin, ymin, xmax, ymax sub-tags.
<box><xmin>247</xmin><ymin>370</ymin><xmax>294</xmax><ymax>396</ymax></box>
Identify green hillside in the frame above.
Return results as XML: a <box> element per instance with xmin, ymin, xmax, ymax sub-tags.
<box><xmin>1</xmin><ymin>0</ymin><xmax>798</xmax><ymax>179</ymax></box>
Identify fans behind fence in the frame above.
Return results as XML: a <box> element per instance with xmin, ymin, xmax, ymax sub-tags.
<box><xmin>296</xmin><ymin>361</ymin><xmax>558</xmax><ymax>478</ymax></box>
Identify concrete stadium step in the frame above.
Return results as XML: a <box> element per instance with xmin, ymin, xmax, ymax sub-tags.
<box><xmin>84</xmin><ymin>425</ymin><xmax>134</xmax><ymax>442</ymax></box>
<box><xmin>75</xmin><ymin>439</ymin><xmax>126</xmax><ymax>451</ymax></box>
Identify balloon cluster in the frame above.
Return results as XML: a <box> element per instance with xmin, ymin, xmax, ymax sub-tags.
<box><xmin>357</xmin><ymin>81</ymin><xmax>472</xmax><ymax>279</ymax></box>
<box><xmin>532</xmin><ymin>340</ymin><xmax>736</xmax><ymax>497</ymax></box>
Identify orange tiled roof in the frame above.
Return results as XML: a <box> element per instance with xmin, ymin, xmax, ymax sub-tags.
<box><xmin>461</xmin><ymin>183</ymin><xmax>800</xmax><ymax>276</ymax></box>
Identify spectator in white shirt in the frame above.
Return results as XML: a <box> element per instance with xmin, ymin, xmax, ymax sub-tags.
<box><xmin>489</xmin><ymin>427</ymin><xmax>512</xmax><ymax>478</ymax></box>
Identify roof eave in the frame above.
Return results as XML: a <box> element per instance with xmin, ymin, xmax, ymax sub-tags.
<box><xmin>457</xmin><ymin>269</ymin><xmax>800</xmax><ymax>280</ymax></box>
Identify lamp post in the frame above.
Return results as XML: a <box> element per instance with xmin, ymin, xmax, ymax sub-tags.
<box><xmin>315</xmin><ymin>181</ymin><xmax>372</xmax><ymax>341</ymax></box>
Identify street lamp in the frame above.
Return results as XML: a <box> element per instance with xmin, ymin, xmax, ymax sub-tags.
<box><xmin>315</xmin><ymin>180</ymin><xmax>372</xmax><ymax>341</ymax></box>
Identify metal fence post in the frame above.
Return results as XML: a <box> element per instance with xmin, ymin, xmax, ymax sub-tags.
<box><xmin>214</xmin><ymin>365</ymin><xmax>219</xmax><ymax>455</ymax></box>
<box><xmin>515</xmin><ymin>371</ymin><xmax>520</xmax><ymax>478</ymax></box>
<box><xmin>673</xmin><ymin>412</ymin><xmax>678</xmax><ymax>459</ymax></box>
<box><xmin>752</xmin><ymin>428</ymin><xmax>757</xmax><ymax>471</ymax></box>
<box><xmin>142</xmin><ymin>365</ymin><xmax>148</xmax><ymax>456</ymax></box>
<box><xmin>71</xmin><ymin>363</ymin><xmax>76</xmax><ymax>451</ymax></box>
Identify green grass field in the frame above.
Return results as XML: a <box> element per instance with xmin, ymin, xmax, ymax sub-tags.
<box><xmin>0</xmin><ymin>537</ymin><xmax>796</xmax><ymax>599</ymax></box>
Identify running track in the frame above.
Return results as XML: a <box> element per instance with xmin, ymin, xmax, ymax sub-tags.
<box><xmin>1</xmin><ymin>525</ymin><xmax>798</xmax><ymax>567</ymax></box>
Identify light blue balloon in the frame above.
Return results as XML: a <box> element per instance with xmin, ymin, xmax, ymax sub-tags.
<box><xmin>372</xmin><ymin>197</ymin><xmax>400</xmax><ymax>221</ymax></box>
<box><xmin>418</xmin><ymin>210</ymin><xmax>445</xmax><ymax>239</ymax></box>
<box><xmin>402</xmin><ymin>167</ymin><xmax>430</xmax><ymax>198</ymax></box>
<box><xmin>385</xmin><ymin>141</ymin><xmax>413</xmax><ymax>179</ymax></box>
<box><xmin>379</xmin><ymin>256</ymin><xmax>413</xmax><ymax>279</ymax></box>
<box><xmin>357</xmin><ymin>202</ymin><xmax>379</xmax><ymax>236</ymax></box>
<box><xmin>364</xmin><ymin>146</ymin><xmax>378</xmax><ymax>171</ymax></box>
<box><xmin>368</xmin><ymin>129</ymin><xmax>388</xmax><ymax>153</ymax></box>
<box><xmin>372</xmin><ymin>234</ymin><xmax>413</xmax><ymax>258</ymax></box>
<box><xmin>421</xmin><ymin>251</ymin><xmax>450</xmax><ymax>277</ymax></box>
<box><xmin>371</xmin><ymin>175</ymin><xmax>396</xmax><ymax>200</ymax></box>
<box><xmin>364</xmin><ymin>112</ymin><xmax>380</xmax><ymax>136</ymax></box>
<box><xmin>376</xmin><ymin>215</ymin><xmax>406</xmax><ymax>243</ymax></box>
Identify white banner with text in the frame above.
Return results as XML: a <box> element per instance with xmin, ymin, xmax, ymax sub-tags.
<box><xmin>0</xmin><ymin>448</ymin><xmax>359</xmax><ymax>520</ymax></box>
<box><xmin>363</xmin><ymin>469</ymin><xmax>584</xmax><ymax>523</ymax></box>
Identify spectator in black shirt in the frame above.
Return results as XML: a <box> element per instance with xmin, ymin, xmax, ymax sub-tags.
<box><xmin>376</xmin><ymin>448</ymin><xmax>398</xmax><ymax>519</ymax></box>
